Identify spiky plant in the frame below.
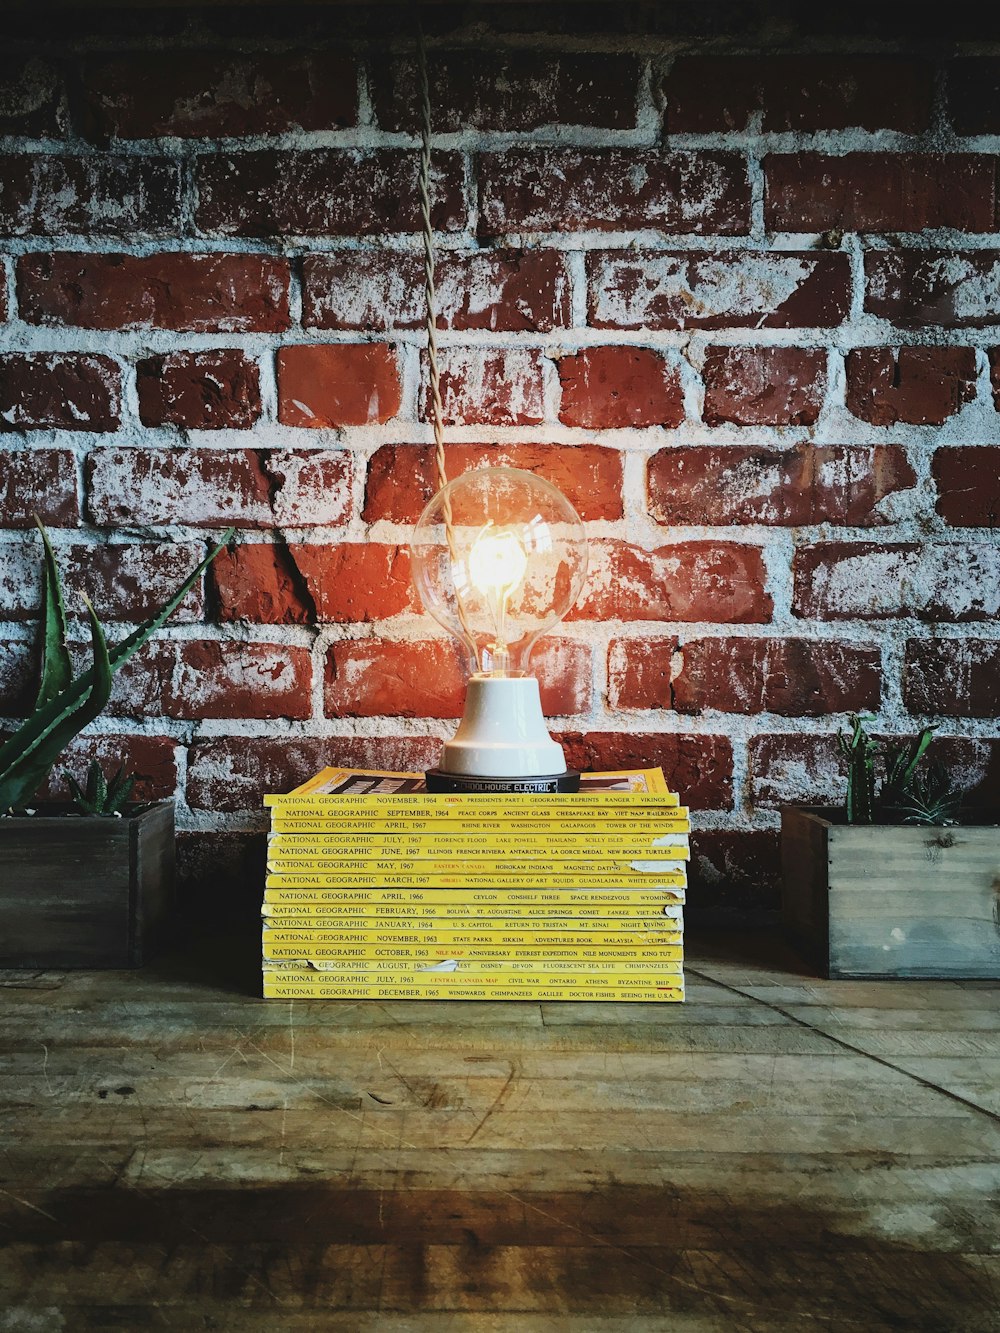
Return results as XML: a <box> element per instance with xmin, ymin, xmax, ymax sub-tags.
<box><xmin>891</xmin><ymin>759</ymin><xmax>962</xmax><ymax>827</ymax></box>
<box><xmin>837</xmin><ymin>714</ymin><xmax>878</xmax><ymax>824</ymax></box>
<box><xmin>64</xmin><ymin>759</ymin><xmax>136</xmax><ymax>817</ymax></box>
<box><xmin>880</xmin><ymin>725</ymin><xmax>938</xmax><ymax>814</ymax></box>
<box><xmin>0</xmin><ymin>521</ymin><xmax>232</xmax><ymax>814</ymax></box>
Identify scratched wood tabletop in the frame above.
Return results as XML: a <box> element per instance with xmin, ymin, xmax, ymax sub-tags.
<box><xmin>2</xmin><ymin>931</ymin><xmax>999</xmax><ymax>1331</ymax></box>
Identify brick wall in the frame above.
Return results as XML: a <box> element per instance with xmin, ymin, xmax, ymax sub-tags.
<box><xmin>2</xmin><ymin>3</ymin><xmax>999</xmax><ymax>921</ymax></box>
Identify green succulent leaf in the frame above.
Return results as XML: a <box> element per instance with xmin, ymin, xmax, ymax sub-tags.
<box><xmin>33</xmin><ymin>518</ymin><xmax>72</xmax><ymax>711</ymax></box>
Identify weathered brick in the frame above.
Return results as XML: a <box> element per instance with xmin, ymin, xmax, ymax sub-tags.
<box><xmin>80</xmin><ymin>51</ymin><xmax>356</xmax><ymax>138</ymax></box>
<box><xmin>325</xmin><ymin>637</ymin><xmax>591</xmax><ymax>719</ymax></box>
<box><xmin>17</xmin><ymin>252</ymin><xmax>291</xmax><ymax>332</ymax></box>
<box><xmin>363</xmin><ymin>443</ymin><xmax>623</xmax><ymax>524</ymax></box>
<box><xmin>905</xmin><ymin>639</ymin><xmax>1000</xmax><ymax>718</ymax></box>
<box><xmin>0</xmin><ymin>639</ymin><xmax>33</xmax><ymax>717</ymax></box>
<box><xmin>793</xmin><ymin>542</ymin><xmax>1000</xmax><ymax>622</ymax></box>
<box><xmin>478</xmin><ymin>149</ymin><xmax>750</xmax><ymax>235</ymax></box>
<box><xmin>765</xmin><ymin>154</ymin><xmax>996</xmax><ymax>233</ymax></box>
<box><xmin>665</xmin><ymin>56</ymin><xmax>932</xmax><ymax>133</ymax></box>
<box><xmin>195</xmin><ymin>150</ymin><xmax>465</xmax><ymax>237</ymax></box>
<box><xmin>702</xmin><ymin>346</ymin><xmax>826</xmax><ymax>426</ymax></box>
<box><xmin>0</xmin><ymin>450</ymin><xmax>79</xmax><ymax>527</ymax></box>
<box><xmin>933</xmin><ymin>445</ymin><xmax>1000</xmax><ymax>527</ymax></box>
<box><xmin>373</xmin><ymin>50</ymin><xmax>640</xmax><ymax>132</ymax></box>
<box><xmin>648</xmin><ymin>445</ymin><xmax>916</xmax><ymax>526</ymax></box>
<box><xmin>0</xmin><ymin>57</ymin><xmax>63</xmax><ymax>136</ymax></box>
<box><xmin>557</xmin><ymin>731</ymin><xmax>734</xmax><ymax>810</ymax></box>
<box><xmin>845</xmin><ymin>347</ymin><xmax>976</xmax><ymax>426</ymax></box>
<box><xmin>588</xmin><ymin>250</ymin><xmax>850</xmax><ymax>331</ymax></box>
<box><xmin>947</xmin><ymin>58</ymin><xmax>1000</xmax><ymax>134</ymax></box>
<box><xmin>686</xmin><ymin>830</ymin><xmax>782</xmax><ymax>919</ymax></box>
<box><xmin>137</xmin><ymin>350</ymin><xmax>261</xmax><ymax>430</ymax></box>
<box><xmin>865</xmin><ymin>251</ymin><xmax>1000</xmax><ymax>328</ymax></box>
<box><xmin>571</xmin><ymin>540</ymin><xmax>772</xmax><ymax>624</ymax></box>
<box><xmin>212</xmin><ymin>543</ymin><xmax>416</xmax><ymax>624</ymax></box>
<box><xmin>0</xmin><ymin>354</ymin><xmax>120</xmax><ymax>432</ymax></box>
<box><xmin>607</xmin><ymin>637</ymin><xmax>677</xmax><ymax>711</ymax></box>
<box><xmin>277</xmin><ymin>345</ymin><xmax>401</xmax><ymax>428</ymax></box>
<box><xmin>186</xmin><ymin>736</ymin><xmax>442</xmax><ymax>812</ymax></box>
<box><xmin>302</xmin><ymin>250</ymin><xmax>569</xmax><ymax>333</ymax></box>
<box><xmin>673</xmin><ymin>637</ymin><xmax>882</xmax><ymax>715</ymax></box>
<box><xmin>423</xmin><ymin>348</ymin><xmax>546</xmax><ymax>427</ymax></box>
<box><xmin>0</xmin><ymin>539</ymin><xmax>205</xmax><ymax>622</ymax></box>
<box><xmin>86</xmin><ymin>448</ymin><xmax>351</xmax><ymax>528</ymax></box>
<box><xmin>43</xmin><ymin>734</ymin><xmax>178</xmax><ymax>804</ymax></box>
<box><xmin>558</xmin><ymin>347</ymin><xmax>684</xmax><ymax>429</ymax></box>
<box><xmin>0</xmin><ymin>154</ymin><xmax>182</xmax><ymax>236</ymax></box>
<box><xmin>109</xmin><ymin>640</ymin><xmax>311</xmax><ymax>720</ymax></box>
<box><xmin>989</xmin><ymin>348</ymin><xmax>1000</xmax><ymax>412</ymax></box>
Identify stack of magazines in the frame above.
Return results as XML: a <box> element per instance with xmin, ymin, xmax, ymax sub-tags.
<box><xmin>261</xmin><ymin>766</ymin><xmax>689</xmax><ymax>1002</ymax></box>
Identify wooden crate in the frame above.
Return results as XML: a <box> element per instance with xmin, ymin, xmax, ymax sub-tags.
<box><xmin>781</xmin><ymin>806</ymin><xmax>1000</xmax><ymax>979</ymax></box>
<box><xmin>0</xmin><ymin>802</ymin><xmax>174</xmax><ymax>969</ymax></box>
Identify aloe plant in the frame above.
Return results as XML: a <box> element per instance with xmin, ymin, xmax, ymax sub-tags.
<box><xmin>0</xmin><ymin>522</ymin><xmax>232</xmax><ymax>813</ymax></box>
<box><xmin>64</xmin><ymin>759</ymin><xmax>136</xmax><ymax>816</ymax></box>
<box><xmin>837</xmin><ymin>714</ymin><xmax>962</xmax><ymax>826</ymax></box>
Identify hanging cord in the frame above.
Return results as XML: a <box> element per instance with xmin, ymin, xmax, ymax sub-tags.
<box><xmin>415</xmin><ymin>18</ymin><xmax>477</xmax><ymax>656</ymax></box>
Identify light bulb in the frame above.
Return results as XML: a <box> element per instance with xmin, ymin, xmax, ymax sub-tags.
<box><xmin>410</xmin><ymin>467</ymin><xmax>589</xmax><ymax>789</ymax></box>
<box><xmin>410</xmin><ymin>467</ymin><xmax>588</xmax><ymax>679</ymax></box>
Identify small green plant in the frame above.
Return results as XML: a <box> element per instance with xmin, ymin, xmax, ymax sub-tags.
<box><xmin>0</xmin><ymin>521</ymin><xmax>232</xmax><ymax>814</ymax></box>
<box><xmin>64</xmin><ymin>759</ymin><xmax>136</xmax><ymax>816</ymax></box>
<box><xmin>837</xmin><ymin>714</ymin><xmax>962</xmax><ymax>827</ymax></box>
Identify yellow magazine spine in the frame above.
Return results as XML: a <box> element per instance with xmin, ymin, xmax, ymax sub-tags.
<box><xmin>263</xmin><ymin>956</ymin><xmax>684</xmax><ymax>975</ymax></box>
<box><xmin>262</xmin><ymin>898</ymin><xmax>684</xmax><ymax>919</ymax></box>
<box><xmin>264</xmin><ymin>966</ymin><xmax>683</xmax><ymax>986</ymax></box>
<box><xmin>268</xmin><ymin>814</ymin><xmax>689</xmax><ymax>832</ymax></box>
<box><xmin>266</xmin><ymin>858</ymin><xmax>688</xmax><ymax>876</ymax></box>
<box><xmin>261</xmin><ymin>928</ymin><xmax>681</xmax><ymax>947</ymax></box>
<box><xmin>265</xmin><ymin>871</ymin><xmax>686</xmax><ymax>890</ymax></box>
<box><xmin>263</xmin><ymin>981</ymin><xmax>685</xmax><ymax>1001</ymax></box>
<box><xmin>262</xmin><ymin>886</ymin><xmax>684</xmax><ymax>906</ymax></box>
<box><xmin>261</xmin><ymin>940</ymin><xmax>684</xmax><ymax>962</ymax></box>
<box><xmin>267</xmin><ymin>836</ymin><xmax>691</xmax><ymax>858</ymax></box>
<box><xmin>265</xmin><ymin>792</ymin><xmax>678</xmax><ymax>811</ymax></box>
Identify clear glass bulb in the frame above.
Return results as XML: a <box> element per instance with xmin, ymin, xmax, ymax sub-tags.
<box><xmin>410</xmin><ymin>467</ymin><xmax>589</xmax><ymax>677</ymax></box>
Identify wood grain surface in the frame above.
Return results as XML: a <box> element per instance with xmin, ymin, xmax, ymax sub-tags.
<box><xmin>1</xmin><ymin>930</ymin><xmax>999</xmax><ymax>1330</ymax></box>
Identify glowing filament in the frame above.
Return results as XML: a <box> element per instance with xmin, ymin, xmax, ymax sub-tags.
<box><xmin>466</xmin><ymin>527</ymin><xmax>528</xmax><ymax>673</ymax></box>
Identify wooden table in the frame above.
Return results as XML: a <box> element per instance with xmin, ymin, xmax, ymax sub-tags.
<box><xmin>2</xmin><ymin>931</ymin><xmax>999</xmax><ymax>1330</ymax></box>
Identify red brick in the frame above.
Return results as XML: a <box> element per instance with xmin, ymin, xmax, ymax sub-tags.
<box><xmin>0</xmin><ymin>540</ymin><xmax>206</xmax><ymax>623</ymax></box>
<box><xmin>0</xmin><ymin>639</ymin><xmax>34</xmax><ymax>717</ymax></box>
<box><xmin>558</xmin><ymin>347</ymin><xmax>684</xmax><ymax>429</ymax></box>
<box><xmin>865</xmin><ymin>251</ymin><xmax>1000</xmax><ymax>329</ymax></box>
<box><xmin>845</xmin><ymin>347</ymin><xmax>976</xmax><ymax>426</ymax></box>
<box><xmin>0</xmin><ymin>450</ymin><xmax>79</xmax><ymax>526</ymax></box>
<box><xmin>556</xmin><ymin>731</ymin><xmax>733</xmax><ymax>810</ymax></box>
<box><xmin>793</xmin><ymin>542</ymin><xmax>1000</xmax><ymax>622</ymax></box>
<box><xmin>17</xmin><ymin>252</ymin><xmax>291</xmax><ymax>332</ymax></box>
<box><xmin>572</xmin><ymin>540</ymin><xmax>772</xmax><ymax>624</ymax></box>
<box><xmin>905</xmin><ymin>639</ymin><xmax>1000</xmax><ymax>718</ymax></box>
<box><xmin>702</xmin><ymin>347</ymin><xmax>826</xmax><ymax>426</ymax></box>
<box><xmin>990</xmin><ymin>349</ymin><xmax>1000</xmax><ymax>412</ymax></box>
<box><xmin>588</xmin><ymin>250</ymin><xmax>850</xmax><ymax>331</ymax></box>
<box><xmin>212</xmin><ymin>543</ymin><xmax>416</xmax><ymax>624</ymax></box>
<box><xmin>933</xmin><ymin>446</ymin><xmax>1000</xmax><ymax>527</ymax></box>
<box><xmin>373</xmin><ymin>50</ymin><xmax>640</xmax><ymax>132</ymax></box>
<box><xmin>43</xmin><ymin>734</ymin><xmax>178</xmax><ymax>804</ymax></box>
<box><xmin>363</xmin><ymin>443</ymin><xmax>623</xmax><ymax>524</ymax></box>
<box><xmin>0</xmin><ymin>57</ymin><xmax>62</xmax><ymax>136</ymax></box>
<box><xmin>302</xmin><ymin>250</ymin><xmax>569</xmax><ymax>333</ymax></box>
<box><xmin>947</xmin><ymin>58</ymin><xmax>1000</xmax><ymax>134</ymax></box>
<box><xmin>423</xmin><ymin>349</ymin><xmax>545</xmax><ymax>427</ymax></box>
<box><xmin>0</xmin><ymin>155</ymin><xmax>181</xmax><ymax>236</ymax></box>
<box><xmin>478</xmin><ymin>150</ymin><xmax>750</xmax><ymax>235</ymax></box>
<box><xmin>277</xmin><ymin>345</ymin><xmax>401</xmax><ymax>428</ymax></box>
<box><xmin>195</xmin><ymin>150</ymin><xmax>465</xmax><ymax>237</ymax></box>
<box><xmin>325</xmin><ymin>637</ymin><xmax>591</xmax><ymax>719</ymax></box>
<box><xmin>186</xmin><ymin>736</ymin><xmax>442</xmax><ymax>812</ymax></box>
<box><xmin>80</xmin><ymin>51</ymin><xmax>356</xmax><ymax>138</ymax></box>
<box><xmin>607</xmin><ymin>637</ymin><xmax>677</xmax><ymax>711</ymax></box>
<box><xmin>765</xmin><ymin>154</ymin><xmax>996</xmax><ymax>233</ymax></box>
<box><xmin>686</xmin><ymin>830</ymin><xmax>782</xmax><ymax>918</ymax></box>
<box><xmin>109</xmin><ymin>641</ymin><xmax>311</xmax><ymax>720</ymax></box>
<box><xmin>666</xmin><ymin>56</ymin><xmax>932</xmax><ymax>133</ymax></box>
<box><xmin>0</xmin><ymin>354</ymin><xmax>120</xmax><ymax>432</ymax></box>
<box><xmin>648</xmin><ymin>445</ymin><xmax>916</xmax><ymax>526</ymax></box>
<box><xmin>86</xmin><ymin>448</ymin><xmax>351</xmax><ymax>528</ymax></box>
<box><xmin>137</xmin><ymin>351</ymin><xmax>261</xmax><ymax>430</ymax></box>
<box><xmin>672</xmin><ymin>637</ymin><xmax>882</xmax><ymax>716</ymax></box>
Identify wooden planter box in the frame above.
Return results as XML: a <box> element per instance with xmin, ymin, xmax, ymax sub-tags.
<box><xmin>0</xmin><ymin>802</ymin><xmax>175</xmax><ymax>969</ymax></box>
<box><xmin>781</xmin><ymin>806</ymin><xmax>1000</xmax><ymax>978</ymax></box>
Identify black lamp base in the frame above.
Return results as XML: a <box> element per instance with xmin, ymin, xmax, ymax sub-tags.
<box><xmin>424</xmin><ymin>768</ymin><xmax>581</xmax><ymax>794</ymax></box>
